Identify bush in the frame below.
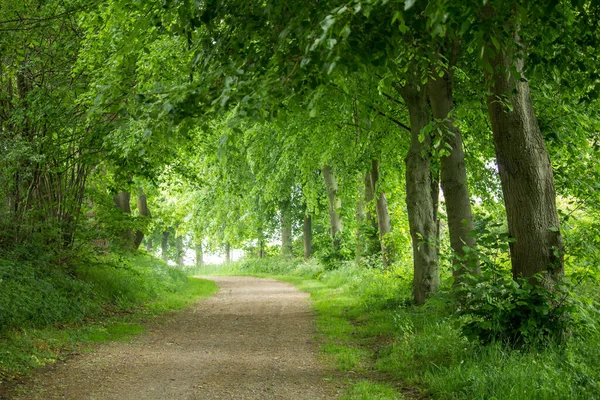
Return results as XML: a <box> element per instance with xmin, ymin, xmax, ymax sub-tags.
<box><xmin>456</xmin><ymin>270</ymin><xmax>583</xmax><ymax>347</ymax></box>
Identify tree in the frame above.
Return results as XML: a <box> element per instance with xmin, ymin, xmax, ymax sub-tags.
<box><xmin>480</xmin><ymin>2</ymin><xmax>564</xmax><ymax>283</ymax></box>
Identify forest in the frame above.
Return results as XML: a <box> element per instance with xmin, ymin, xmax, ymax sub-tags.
<box><xmin>1</xmin><ymin>0</ymin><xmax>600</xmax><ymax>398</ymax></box>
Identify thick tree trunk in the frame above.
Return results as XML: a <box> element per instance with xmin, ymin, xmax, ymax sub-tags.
<box><xmin>303</xmin><ymin>214</ymin><xmax>312</xmax><ymax>259</ymax></box>
<box><xmin>484</xmin><ymin>38</ymin><xmax>564</xmax><ymax>283</ymax></box>
<box><xmin>322</xmin><ymin>164</ymin><xmax>342</xmax><ymax>248</ymax></box>
<box><xmin>225</xmin><ymin>242</ymin><xmax>231</xmax><ymax>263</ymax></box>
<box><xmin>161</xmin><ymin>230</ymin><xmax>169</xmax><ymax>262</ymax></box>
<box><xmin>113</xmin><ymin>191</ymin><xmax>134</xmax><ymax>248</ymax></box>
<box><xmin>134</xmin><ymin>189</ymin><xmax>151</xmax><ymax>250</ymax></box>
<box><xmin>195</xmin><ymin>241</ymin><xmax>204</xmax><ymax>267</ymax></box>
<box><xmin>280</xmin><ymin>200</ymin><xmax>293</xmax><ymax>256</ymax></box>
<box><xmin>399</xmin><ymin>81</ymin><xmax>440</xmax><ymax>305</ymax></box>
<box><xmin>428</xmin><ymin>60</ymin><xmax>478</xmax><ymax>279</ymax></box>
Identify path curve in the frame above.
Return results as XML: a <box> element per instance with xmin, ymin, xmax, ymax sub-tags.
<box><xmin>6</xmin><ymin>276</ymin><xmax>337</xmax><ymax>399</ymax></box>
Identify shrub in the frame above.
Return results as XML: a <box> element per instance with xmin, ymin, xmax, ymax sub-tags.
<box><xmin>456</xmin><ymin>271</ymin><xmax>582</xmax><ymax>346</ymax></box>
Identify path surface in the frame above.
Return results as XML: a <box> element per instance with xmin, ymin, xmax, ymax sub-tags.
<box><xmin>4</xmin><ymin>277</ymin><xmax>338</xmax><ymax>399</ymax></box>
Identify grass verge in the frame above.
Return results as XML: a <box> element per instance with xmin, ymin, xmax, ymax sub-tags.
<box><xmin>188</xmin><ymin>257</ymin><xmax>600</xmax><ymax>400</ymax></box>
<box><xmin>0</xmin><ymin>254</ymin><xmax>217</xmax><ymax>386</ymax></box>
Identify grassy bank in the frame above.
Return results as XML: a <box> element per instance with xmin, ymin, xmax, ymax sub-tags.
<box><xmin>189</xmin><ymin>258</ymin><xmax>600</xmax><ymax>400</ymax></box>
<box><xmin>0</xmin><ymin>253</ymin><xmax>217</xmax><ymax>383</ymax></box>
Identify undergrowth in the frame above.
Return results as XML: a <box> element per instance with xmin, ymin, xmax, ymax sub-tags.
<box><xmin>198</xmin><ymin>257</ymin><xmax>600</xmax><ymax>400</ymax></box>
<box><xmin>0</xmin><ymin>252</ymin><xmax>217</xmax><ymax>383</ymax></box>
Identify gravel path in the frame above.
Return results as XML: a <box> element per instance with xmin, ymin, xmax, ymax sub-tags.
<box><xmin>4</xmin><ymin>276</ymin><xmax>338</xmax><ymax>399</ymax></box>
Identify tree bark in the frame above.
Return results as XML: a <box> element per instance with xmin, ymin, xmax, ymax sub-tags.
<box><xmin>322</xmin><ymin>164</ymin><xmax>342</xmax><ymax>248</ymax></box>
<box><xmin>303</xmin><ymin>214</ymin><xmax>312</xmax><ymax>259</ymax></box>
<box><xmin>428</xmin><ymin>54</ymin><xmax>478</xmax><ymax>279</ymax></box>
<box><xmin>371</xmin><ymin>160</ymin><xmax>393</xmax><ymax>266</ymax></box>
<box><xmin>146</xmin><ymin>237</ymin><xmax>153</xmax><ymax>252</ymax></box>
<box><xmin>195</xmin><ymin>241</ymin><xmax>204</xmax><ymax>266</ymax></box>
<box><xmin>134</xmin><ymin>189</ymin><xmax>151</xmax><ymax>250</ymax></box>
<box><xmin>161</xmin><ymin>230</ymin><xmax>169</xmax><ymax>262</ymax></box>
<box><xmin>113</xmin><ymin>191</ymin><xmax>134</xmax><ymax>248</ymax></box>
<box><xmin>483</xmin><ymin>30</ymin><xmax>564</xmax><ymax>283</ymax></box>
<box><xmin>175</xmin><ymin>235</ymin><xmax>184</xmax><ymax>266</ymax></box>
<box><xmin>399</xmin><ymin>80</ymin><xmax>440</xmax><ymax>305</ymax></box>
<box><xmin>225</xmin><ymin>242</ymin><xmax>231</xmax><ymax>263</ymax></box>
<box><xmin>363</xmin><ymin>165</ymin><xmax>381</xmax><ymax>255</ymax></box>
<box><xmin>196</xmin><ymin>241</ymin><xmax>204</xmax><ymax>267</ymax></box>
<box><xmin>280</xmin><ymin>200</ymin><xmax>293</xmax><ymax>256</ymax></box>
<box><xmin>356</xmin><ymin>173</ymin><xmax>366</xmax><ymax>261</ymax></box>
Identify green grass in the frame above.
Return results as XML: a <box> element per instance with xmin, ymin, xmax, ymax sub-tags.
<box><xmin>211</xmin><ymin>256</ymin><xmax>600</xmax><ymax>400</ymax></box>
<box><xmin>341</xmin><ymin>381</ymin><xmax>405</xmax><ymax>400</ymax></box>
<box><xmin>0</xmin><ymin>253</ymin><xmax>217</xmax><ymax>383</ymax></box>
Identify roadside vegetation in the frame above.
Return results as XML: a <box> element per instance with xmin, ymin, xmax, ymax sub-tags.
<box><xmin>0</xmin><ymin>252</ymin><xmax>217</xmax><ymax>383</ymax></box>
<box><xmin>190</xmin><ymin>256</ymin><xmax>600</xmax><ymax>400</ymax></box>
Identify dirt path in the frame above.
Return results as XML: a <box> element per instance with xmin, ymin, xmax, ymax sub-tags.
<box><xmin>4</xmin><ymin>277</ymin><xmax>339</xmax><ymax>399</ymax></box>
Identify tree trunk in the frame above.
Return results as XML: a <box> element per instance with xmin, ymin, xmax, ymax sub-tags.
<box><xmin>280</xmin><ymin>200</ymin><xmax>293</xmax><ymax>256</ymax></box>
<box><xmin>376</xmin><ymin>191</ymin><xmax>392</xmax><ymax>266</ymax></box>
<box><xmin>175</xmin><ymin>235</ymin><xmax>184</xmax><ymax>266</ymax></box>
<box><xmin>428</xmin><ymin>54</ymin><xmax>478</xmax><ymax>279</ymax></box>
<box><xmin>225</xmin><ymin>242</ymin><xmax>231</xmax><ymax>263</ymax></box>
<box><xmin>161</xmin><ymin>230</ymin><xmax>169</xmax><ymax>262</ymax></box>
<box><xmin>399</xmin><ymin>80</ymin><xmax>440</xmax><ymax>305</ymax></box>
<box><xmin>356</xmin><ymin>175</ymin><xmax>366</xmax><ymax>262</ymax></box>
<box><xmin>363</xmin><ymin>165</ymin><xmax>380</xmax><ymax>255</ymax></box>
<box><xmin>134</xmin><ymin>189</ymin><xmax>151</xmax><ymax>250</ymax></box>
<box><xmin>483</xmin><ymin>30</ymin><xmax>564</xmax><ymax>283</ymax></box>
<box><xmin>195</xmin><ymin>241</ymin><xmax>204</xmax><ymax>266</ymax></box>
<box><xmin>322</xmin><ymin>164</ymin><xmax>342</xmax><ymax>248</ymax></box>
<box><xmin>303</xmin><ymin>214</ymin><xmax>312</xmax><ymax>259</ymax></box>
<box><xmin>113</xmin><ymin>191</ymin><xmax>134</xmax><ymax>248</ymax></box>
<box><xmin>146</xmin><ymin>237</ymin><xmax>153</xmax><ymax>252</ymax></box>
<box><xmin>430</xmin><ymin>160</ymin><xmax>441</xmax><ymax>263</ymax></box>
<box><xmin>371</xmin><ymin>160</ymin><xmax>393</xmax><ymax>266</ymax></box>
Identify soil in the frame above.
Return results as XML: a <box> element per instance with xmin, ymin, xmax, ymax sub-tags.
<box><xmin>3</xmin><ymin>276</ymin><xmax>340</xmax><ymax>399</ymax></box>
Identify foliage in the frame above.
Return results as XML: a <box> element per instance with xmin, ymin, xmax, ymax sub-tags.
<box><xmin>457</xmin><ymin>272</ymin><xmax>580</xmax><ymax>347</ymax></box>
<box><xmin>452</xmin><ymin>217</ymin><xmax>595</xmax><ymax>347</ymax></box>
<box><xmin>219</xmin><ymin>256</ymin><xmax>600</xmax><ymax>399</ymax></box>
<box><xmin>0</xmin><ymin>252</ymin><xmax>217</xmax><ymax>381</ymax></box>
